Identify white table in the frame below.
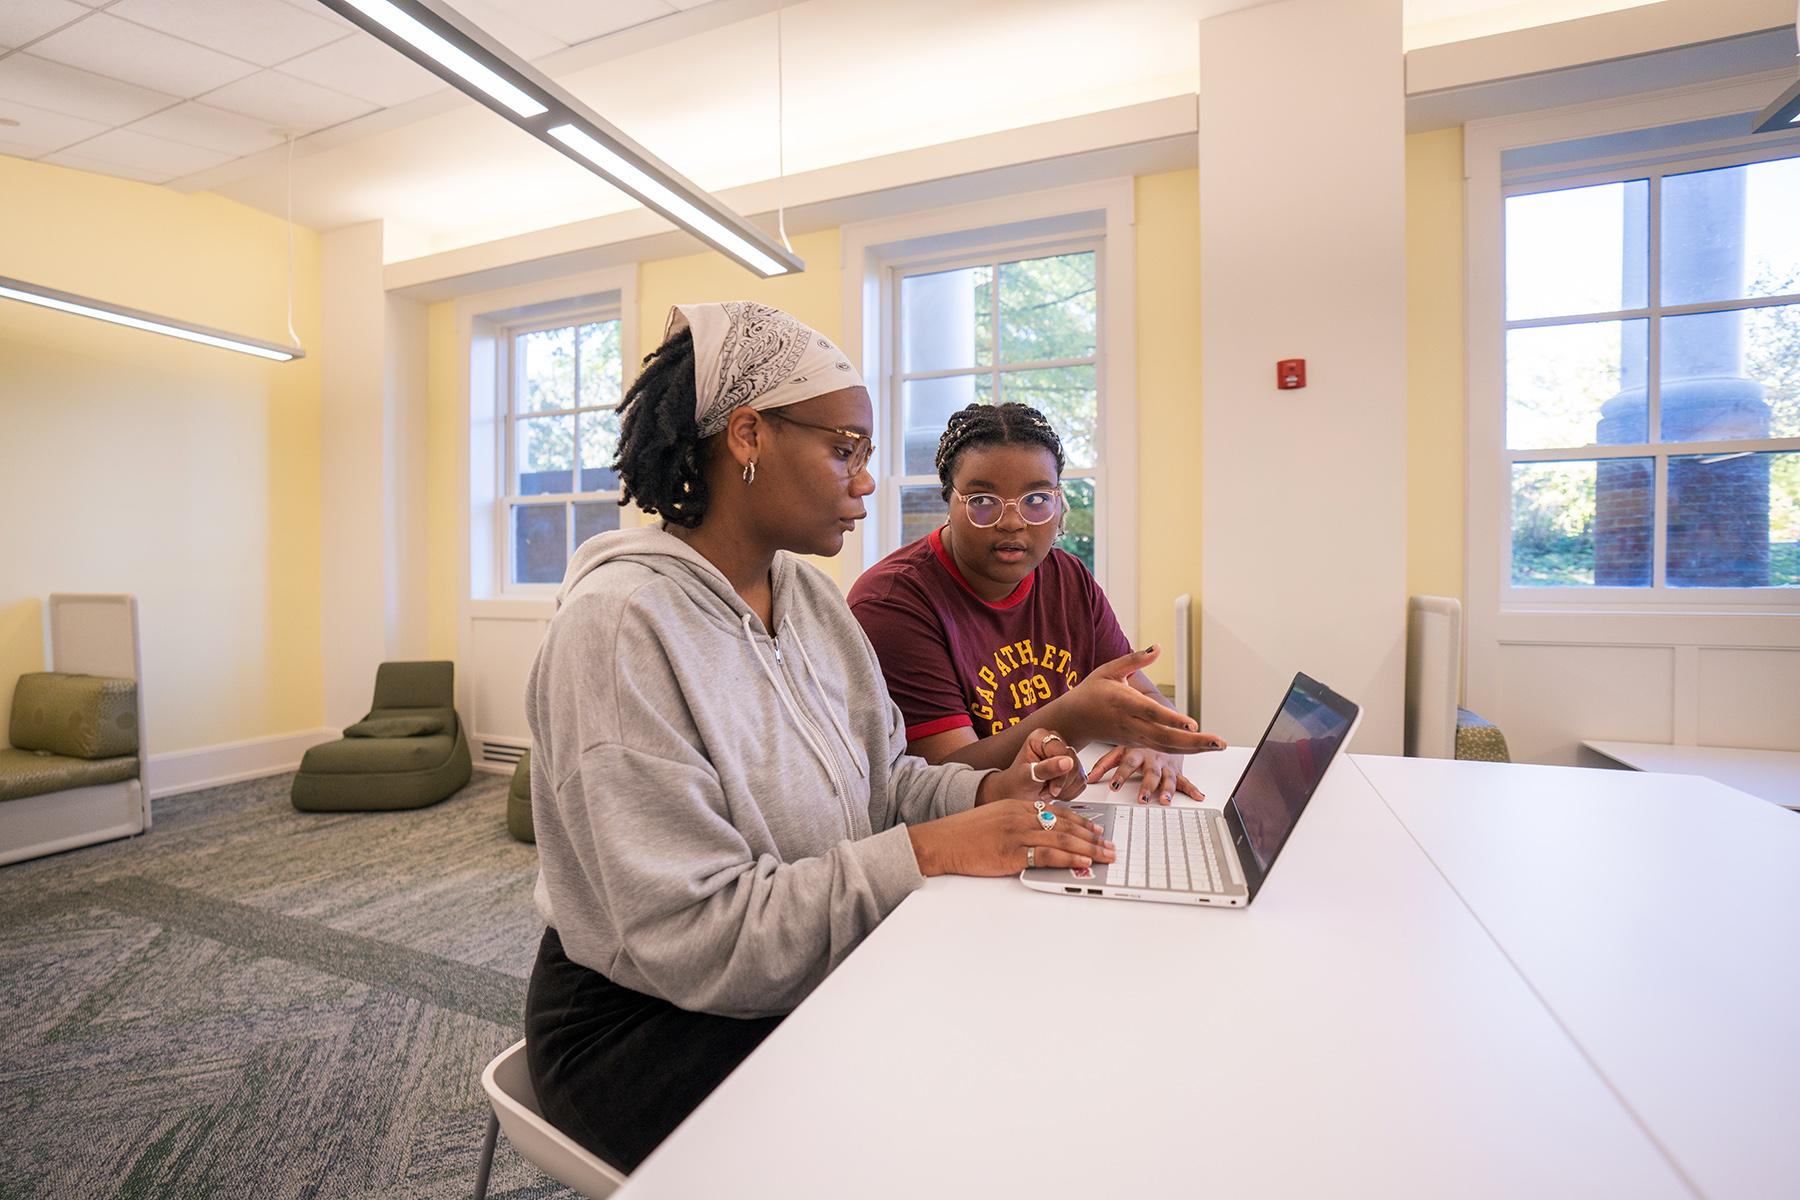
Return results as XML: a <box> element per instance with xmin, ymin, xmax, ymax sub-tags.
<box><xmin>1583</xmin><ymin>739</ymin><xmax>1800</xmax><ymax>810</ymax></box>
<box><xmin>1357</xmin><ymin>754</ymin><xmax>1800</xmax><ymax>1200</ymax></box>
<box><xmin>608</xmin><ymin>748</ymin><xmax>1800</xmax><ymax>1199</ymax></box>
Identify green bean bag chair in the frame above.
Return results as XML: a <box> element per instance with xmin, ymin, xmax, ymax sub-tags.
<box><xmin>291</xmin><ymin>661</ymin><xmax>472</xmax><ymax>811</ymax></box>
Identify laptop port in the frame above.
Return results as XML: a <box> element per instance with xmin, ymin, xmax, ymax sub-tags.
<box><xmin>1064</xmin><ymin>886</ymin><xmax>1081</xmax><ymax>894</ymax></box>
<box><xmin>1087</xmin><ymin>888</ymin><xmax>1103</xmax><ymax>895</ymax></box>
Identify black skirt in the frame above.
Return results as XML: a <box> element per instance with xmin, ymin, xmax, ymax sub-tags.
<box><xmin>524</xmin><ymin>927</ymin><xmax>785</xmax><ymax>1173</ymax></box>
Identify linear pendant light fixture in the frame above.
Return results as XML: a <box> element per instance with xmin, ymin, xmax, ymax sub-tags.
<box><xmin>315</xmin><ymin>0</ymin><xmax>804</xmax><ymax>278</ymax></box>
<box><xmin>0</xmin><ymin>275</ymin><xmax>305</xmax><ymax>361</ymax></box>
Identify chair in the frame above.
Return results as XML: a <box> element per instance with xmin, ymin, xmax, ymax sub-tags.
<box><xmin>1404</xmin><ymin>596</ymin><xmax>1510</xmax><ymax>762</ymax></box>
<box><xmin>507</xmin><ymin>749</ymin><xmax>534</xmax><ymax>843</ymax></box>
<box><xmin>0</xmin><ymin>594</ymin><xmax>150</xmax><ymax>865</ymax></box>
<box><xmin>290</xmin><ymin>661</ymin><xmax>472</xmax><ymax>811</ymax></box>
<box><xmin>474</xmin><ymin>1038</ymin><xmax>627</xmax><ymax>1200</ymax></box>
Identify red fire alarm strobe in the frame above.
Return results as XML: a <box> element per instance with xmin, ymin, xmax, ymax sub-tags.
<box><xmin>1277</xmin><ymin>359</ymin><xmax>1306</xmax><ymax>389</ymax></box>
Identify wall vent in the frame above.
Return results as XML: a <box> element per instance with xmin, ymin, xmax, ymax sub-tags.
<box><xmin>480</xmin><ymin>741</ymin><xmax>527</xmax><ymax>766</ymax></box>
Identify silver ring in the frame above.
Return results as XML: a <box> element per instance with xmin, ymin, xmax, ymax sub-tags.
<box><xmin>1028</xmin><ymin>760</ymin><xmax>1047</xmax><ymax>783</ymax></box>
<box><xmin>1026</xmin><ymin>845</ymin><xmax>1036</xmax><ymax>869</ymax></box>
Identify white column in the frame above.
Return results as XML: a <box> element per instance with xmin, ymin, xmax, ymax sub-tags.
<box><xmin>321</xmin><ymin>221</ymin><xmax>430</xmax><ymax>729</ymax></box>
<box><xmin>1198</xmin><ymin>0</ymin><xmax>1408</xmax><ymax>753</ymax></box>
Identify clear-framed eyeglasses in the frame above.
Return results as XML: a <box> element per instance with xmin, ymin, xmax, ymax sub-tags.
<box><xmin>952</xmin><ymin>488</ymin><xmax>1062</xmax><ymax>528</ymax></box>
<box><xmin>765</xmin><ymin>410</ymin><xmax>875</xmax><ymax>475</ymax></box>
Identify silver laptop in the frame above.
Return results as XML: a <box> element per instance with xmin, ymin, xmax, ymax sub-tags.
<box><xmin>1020</xmin><ymin>672</ymin><xmax>1362</xmax><ymax>907</ymax></box>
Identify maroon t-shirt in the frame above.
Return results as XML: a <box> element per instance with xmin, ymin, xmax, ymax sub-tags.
<box><xmin>848</xmin><ymin>528</ymin><xmax>1132</xmax><ymax>742</ymax></box>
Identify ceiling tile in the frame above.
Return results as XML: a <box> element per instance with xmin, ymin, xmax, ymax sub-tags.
<box><xmin>128</xmin><ymin>99</ymin><xmax>287</xmax><ymax>155</ymax></box>
<box><xmin>0</xmin><ymin>0</ymin><xmax>93</xmax><ymax>48</ymax></box>
<box><xmin>37</xmin><ymin>146</ymin><xmax>174</xmax><ymax>183</ymax></box>
<box><xmin>274</xmin><ymin>0</ymin><xmax>357</xmax><ymax>33</ymax></box>
<box><xmin>276</xmin><ymin>33</ymin><xmax>445</xmax><ymax>108</ymax></box>
<box><xmin>45</xmin><ymin>125</ymin><xmax>233</xmax><ymax>177</ymax></box>
<box><xmin>454</xmin><ymin>0</ymin><xmax>570</xmax><ymax>60</ymax></box>
<box><xmin>109</xmin><ymin>0</ymin><xmax>349</xmax><ymax>68</ymax></box>
<box><xmin>199</xmin><ymin>68</ymin><xmax>375</xmax><ymax>131</ymax></box>
<box><xmin>30</xmin><ymin>12</ymin><xmax>259</xmax><ymax>98</ymax></box>
<box><xmin>0</xmin><ymin>96</ymin><xmax>108</xmax><ymax>153</ymax></box>
<box><xmin>0</xmin><ymin>52</ymin><xmax>177</xmax><ymax>124</ymax></box>
<box><xmin>502</xmin><ymin>0</ymin><xmax>676</xmax><ymax>47</ymax></box>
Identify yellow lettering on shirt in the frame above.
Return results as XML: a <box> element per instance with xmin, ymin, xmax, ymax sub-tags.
<box><xmin>1015</xmin><ymin>640</ymin><xmax>1038</xmax><ymax>667</ymax></box>
<box><xmin>997</xmin><ymin>646</ymin><xmax>1020</xmax><ymax>674</ymax></box>
<box><xmin>979</xmin><ymin>666</ymin><xmax>997</xmax><ymax>689</ymax></box>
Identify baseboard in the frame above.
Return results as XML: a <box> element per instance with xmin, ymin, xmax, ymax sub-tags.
<box><xmin>147</xmin><ymin>728</ymin><xmax>338</xmax><ymax>799</ymax></box>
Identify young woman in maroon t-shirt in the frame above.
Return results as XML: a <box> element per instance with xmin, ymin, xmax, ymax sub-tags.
<box><xmin>848</xmin><ymin>402</ymin><xmax>1226</xmax><ymax>804</ymax></box>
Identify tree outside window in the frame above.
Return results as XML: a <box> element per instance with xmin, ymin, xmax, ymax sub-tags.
<box><xmin>893</xmin><ymin>248</ymin><xmax>1101</xmax><ymax>573</ymax></box>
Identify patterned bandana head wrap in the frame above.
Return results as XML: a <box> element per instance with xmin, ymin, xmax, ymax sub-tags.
<box><xmin>667</xmin><ymin>301</ymin><xmax>864</xmax><ymax>438</ymax></box>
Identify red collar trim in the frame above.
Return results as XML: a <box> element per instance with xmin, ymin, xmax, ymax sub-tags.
<box><xmin>928</xmin><ymin>527</ymin><xmax>1034</xmax><ymax>610</ymax></box>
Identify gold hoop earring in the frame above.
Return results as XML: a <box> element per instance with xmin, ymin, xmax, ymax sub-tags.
<box><xmin>742</xmin><ymin>460</ymin><xmax>756</xmax><ymax>484</ymax></box>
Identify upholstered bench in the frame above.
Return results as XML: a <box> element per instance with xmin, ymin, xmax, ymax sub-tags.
<box><xmin>1</xmin><ymin>669</ymin><xmax>146</xmax><ymax>865</ymax></box>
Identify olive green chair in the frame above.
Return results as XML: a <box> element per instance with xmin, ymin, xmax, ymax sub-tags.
<box><xmin>507</xmin><ymin>749</ymin><xmax>535</xmax><ymax>843</ymax></box>
<box><xmin>291</xmin><ymin>661</ymin><xmax>472</xmax><ymax>811</ymax></box>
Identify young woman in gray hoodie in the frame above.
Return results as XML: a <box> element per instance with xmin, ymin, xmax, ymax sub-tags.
<box><xmin>524</xmin><ymin>302</ymin><xmax>1115</xmax><ymax>1174</ymax></box>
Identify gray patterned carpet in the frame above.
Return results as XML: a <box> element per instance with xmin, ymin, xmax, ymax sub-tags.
<box><xmin>0</xmin><ymin>771</ymin><xmax>577</xmax><ymax>1200</ymax></box>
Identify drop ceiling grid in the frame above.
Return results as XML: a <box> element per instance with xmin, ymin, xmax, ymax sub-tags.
<box><xmin>0</xmin><ymin>0</ymin><xmax>695</xmax><ymax>185</ymax></box>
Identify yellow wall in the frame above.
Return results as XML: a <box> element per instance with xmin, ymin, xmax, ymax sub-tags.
<box><xmin>637</xmin><ymin>228</ymin><xmax>848</xmax><ymax>584</ymax></box>
<box><xmin>426</xmin><ymin>300</ymin><xmax>461</xmax><ymax>661</ymax></box>
<box><xmin>1406</xmin><ymin>127</ymin><xmax>1467</xmax><ymax>603</ymax></box>
<box><xmin>0</xmin><ymin>155</ymin><xmax>323</xmax><ymax>754</ymax></box>
<box><xmin>1133</xmin><ymin>170</ymin><xmax>1203</xmax><ymax>689</ymax></box>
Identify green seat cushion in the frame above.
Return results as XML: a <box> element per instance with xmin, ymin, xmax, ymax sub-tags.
<box><xmin>0</xmin><ymin>747</ymin><xmax>138</xmax><ymax>802</ymax></box>
<box><xmin>9</xmin><ymin>673</ymin><xmax>138</xmax><ymax>759</ymax></box>
<box><xmin>344</xmin><ymin>715</ymin><xmax>445</xmax><ymax>738</ymax></box>
<box><xmin>299</xmin><ymin>733</ymin><xmax>456</xmax><ymax>775</ymax></box>
<box><xmin>1455</xmin><ymin>707</ymin><xmax>1512</xmax><ymax>763</ymax></box>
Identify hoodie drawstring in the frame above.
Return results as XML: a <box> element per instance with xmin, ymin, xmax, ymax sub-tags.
<box><xmin>784</xmin><ymin>614</ymin><xmax>867</xmax><ymax>779</ymax></box>
<box><xmin>742</xmin><ymin>613</ymin><xmax>848</xmax><ymax>792</ymax></box>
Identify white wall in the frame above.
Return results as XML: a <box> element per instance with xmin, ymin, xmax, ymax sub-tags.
<box><xmin>321</xmin><ymin>220</ymin><xmax>430</xmax><ymax>728</ymax></box>
<box><xmin>1198</xmin><ymin>0</ymin><xmax>1410</xmax><ymax>753</ymax></box>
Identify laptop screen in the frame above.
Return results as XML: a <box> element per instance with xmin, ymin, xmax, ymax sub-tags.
<box><xmin>1227</xmin><ymin>676</ymin><xmax>1358</xmax><ymax>873</ymax></box>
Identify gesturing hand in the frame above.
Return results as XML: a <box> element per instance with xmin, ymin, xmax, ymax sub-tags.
<box><xmin>1065</xmin><ymin>646</ymin><xmax>1226</xmax><ymax>756</ymax></box>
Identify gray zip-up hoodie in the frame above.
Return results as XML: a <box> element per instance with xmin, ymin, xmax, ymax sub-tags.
<box><xmin>527</xmin><ymin>525</ymin><xmax>985</xmax><ymax>1019</ymax></box>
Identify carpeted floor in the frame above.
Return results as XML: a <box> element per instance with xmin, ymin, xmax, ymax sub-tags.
<box><xmin>0</xmin><ymin>770</ymin><xmax>578</xmax><ymax>1199</ymax></box>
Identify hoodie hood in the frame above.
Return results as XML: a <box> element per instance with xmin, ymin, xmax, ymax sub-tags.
<box><xmin>557</xmin><ymin>523</ymin><xmax>782</xmax><ymax>634</ymax></box>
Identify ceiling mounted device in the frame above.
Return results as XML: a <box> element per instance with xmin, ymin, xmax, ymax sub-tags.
<box><xmin>0</xmin><ymin>275</ymin><xmax>305</xmax><ymax>361</ymax></box>
<box><xmin>1751</xmin><ymin>2</ymin><xmax>1800</xmax><ymax>134</ymax></box>
<box><xmin>315</xmin><ymin>0</ymin><xmax>804</xmax><ymax>278</ymax></box>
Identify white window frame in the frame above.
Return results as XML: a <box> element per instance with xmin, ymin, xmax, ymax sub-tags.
<box><xmin>1463</xmin><ymin>72</ymin><xmax>1800</xmax><ymax>726</ymax></box>
<box><xmin>500</xmin><ymin>307</ymin><xmax>627</xmax><ymax>596</ymax></box>
<box><xmin>1498</xmin><ymin>150</ymin><xmax>1800</xmax><ymax>607</ymax></box>
<box><xmin>887</xmin><ymin>238</ymin><xmax>1104</xmax><ymax>568</ymax></box>
<box><xmin>839</xmin><ymin>178</ymin><xmax>1138</xmax><ymax>641</ymax></box>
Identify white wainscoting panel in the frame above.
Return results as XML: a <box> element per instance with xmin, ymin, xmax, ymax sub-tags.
<box><xmin>1697</xmin><ymin>647</ymin><xmax>1800</xmax><ymax>751</ymax></box>
<box><xmin>1497</xmin><ymin>643</ymin><xmax>1674</xmax><ymax>766</ymax></box>
<box><xmin>468</xmin><ymin>607</ymin><xmax>551</xmax><ymax>747</ymax></box>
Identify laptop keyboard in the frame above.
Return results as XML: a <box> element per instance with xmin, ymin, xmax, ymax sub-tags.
<box><xmin>1105</xmin><ymin>806</ymin><xmax>1224</xmax><ymax>892</ymax></box>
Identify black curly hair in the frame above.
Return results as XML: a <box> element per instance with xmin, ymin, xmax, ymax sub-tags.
<box><xmin>934</xmin><ymin>402</ymin><xmax>1066</xmax><ymax>500</ymax></box>
<box><xmin>613</xmin><ymin>328</ymin><xmax>713</xmax><ymax>528</ymax></box>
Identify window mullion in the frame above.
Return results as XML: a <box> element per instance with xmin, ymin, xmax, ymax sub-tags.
<box><xmin>1653</xmin><ymin>453</ymin><xmax>1669</xmax><ymax>589</ymax></box>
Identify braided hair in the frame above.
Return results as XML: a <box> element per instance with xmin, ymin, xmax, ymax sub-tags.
<box><xmin>614</xmin><ymin>328</ymin><xmax>713</xmax><ymax>528</ymax></box>
<box><xmin>934</xmin><ymin>402</ymin><xmax>1065</xmax><ymax>500</ymax></box>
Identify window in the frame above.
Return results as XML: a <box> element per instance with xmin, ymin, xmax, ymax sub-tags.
<box><xmin>505</xmin><ymin>314</ymin><xmax>624</xmax><ymax>587</ymax></box>
<box><xmin>890</xmin><ymin>246</ymin><xmax>1102</xmax><ymax>572</ymax></box>
<box><xmin>1502</xmin><ymin>153</ymin><xmax>1800</xmax><ymax>593</ymax></box>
